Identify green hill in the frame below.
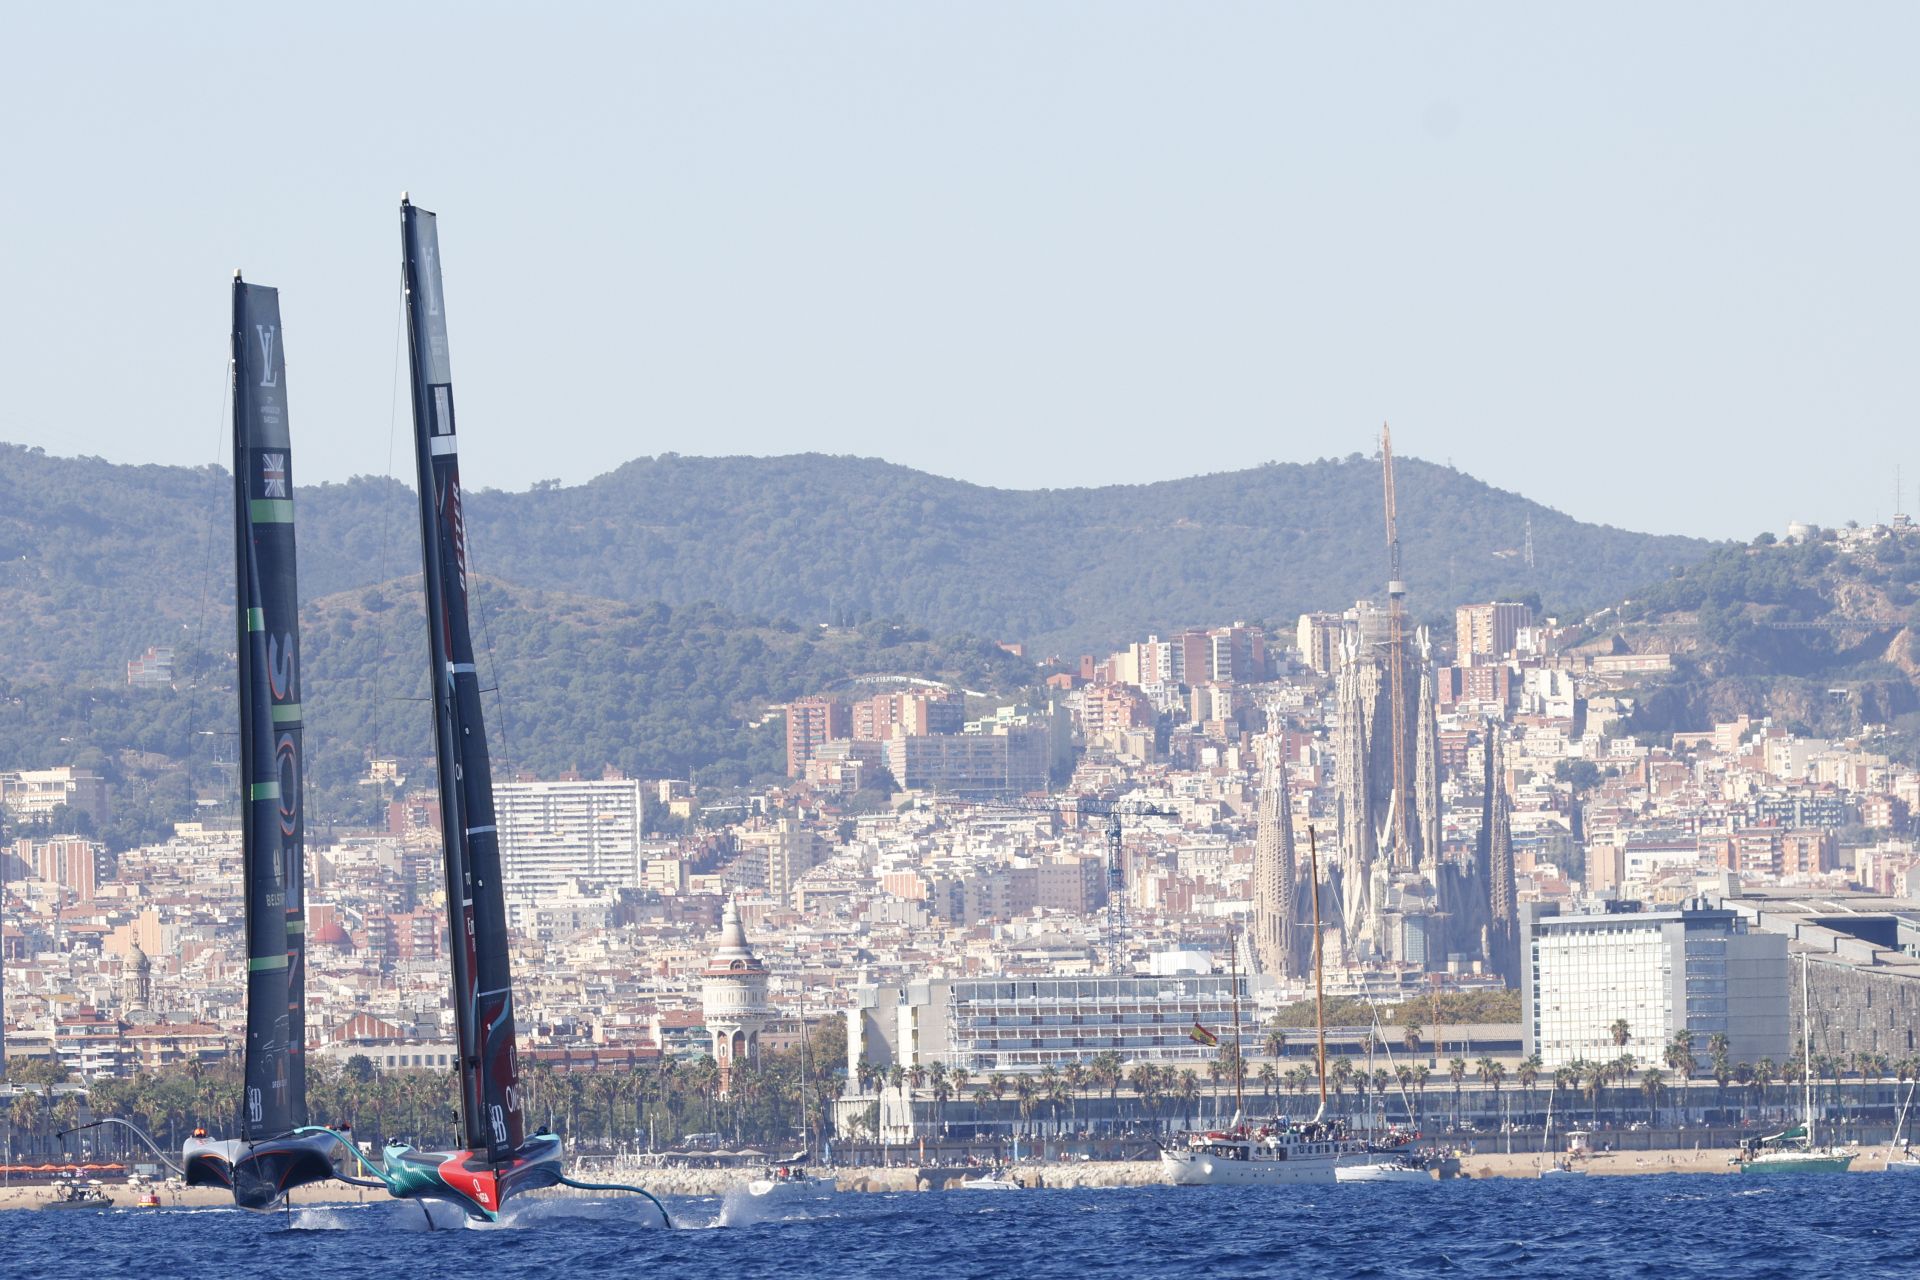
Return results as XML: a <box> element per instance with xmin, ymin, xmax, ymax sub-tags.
<box><xmin>0</xmin><ymin>444</ymin><xmax>1713</xmax><ymax>684</ymax></box>
<box><xmin>1575</xmin><ymin>531</ymin><xmax>1920</xmax><ymax>750</ymax></box>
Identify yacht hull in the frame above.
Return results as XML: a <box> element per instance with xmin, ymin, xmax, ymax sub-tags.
<box><xmin>182</xmin><ymin>1132</ymin><xmax>341</xmax><ymax>1210</ymax></box>
<box><xmin>381</xmin><ymin>1133</ymin><xmax>565</xmax><ymax>1221</ymax></box>
<box><xmin>1160</xmin><ymin>1148</ymin><xmax>1340</xmax><ymax>1186</ymax></box>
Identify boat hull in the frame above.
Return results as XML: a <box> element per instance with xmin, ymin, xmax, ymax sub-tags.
<box><xmin>182</xmin><ymin>1132</ymin><xmax>342</xmax><ymax>1210</ymax></box>
<box><xmin>1334</xmin><ymin>1161</ymin><xmax>1432</xmax><ymax>1183</ymax></box>
<box><xmin>1737</xmin><ymin>1152</ymin><xmax>1855</xmax><ymax>1174</ymax></box>
<box><xmin>381</xmin><ymin>1133</ymin><xmax>565</xmax><ymax>1221</ymax></box>
<box><xmin>1886</xmin><ymin>1158</ymin><xmax>1920</xmax><ymax>1174</ymax></box>
<box><xmin>1159</xmin><ymin>1148</ymin><xmax>1341</xmax><ymax>1186</ymax></box>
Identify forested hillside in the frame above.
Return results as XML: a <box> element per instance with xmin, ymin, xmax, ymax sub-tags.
<box><xmin>0</xmin><ymin>444</ymin><xmax>1712</xmax><ymax>684</ymax></box>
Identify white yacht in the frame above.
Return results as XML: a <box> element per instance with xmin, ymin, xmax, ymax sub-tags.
<box><xmin>1161</xmin><ymin>1117</ymin><xmax>1406</xmax><ymax>1186</ymax></box>
<box><xmin>1334</xmin><ymin>1152</ymin><xmax>1433</xmax><ymax>1184</ymax></box>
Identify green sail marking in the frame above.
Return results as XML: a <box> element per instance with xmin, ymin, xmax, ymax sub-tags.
<box><xmin>249</xmin><ymin>955</ymin><xmax>289</xmax><ymax>971</ymax></box>
<box><xmin>247</xmin><ymin>608</ymin><xmax>265</xmax><ymax>632</ymax></box>
<box><xmin>249</xmin><ymin>781</ymin><xmax>281</xmax><ymax>800</ymax></box>
<box><xmin>250</xmin><ymin>498</ymin><xmax>295</xmax><ymax>523</ymax></box>
<box><xmin>270</xmin><ymin>702</ymin><xmax>302</xmax><ymax>724</ymax></box>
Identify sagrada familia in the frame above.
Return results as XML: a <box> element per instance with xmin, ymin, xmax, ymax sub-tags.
<box><xmin>1251</xmin><ymin>626</ymin><xmax>1520</xmax><ymax>987</ymax></box>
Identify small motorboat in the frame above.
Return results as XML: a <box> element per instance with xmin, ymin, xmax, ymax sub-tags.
<box><xmin>43</xmin><ymin>1180</ymin><xmax>113</xmax><ymax>1209</ymax></box>
<box><xmin>1539</xmin><ymin>1160</ymin><xmax>1587</xmax><ymax>1179</ymax></box>
<box><xmin>1335</xmin><ymin>1154</ymin><xmax>1433</xmax><ymax>1184</ymax></box>
<box><xmin>957</xmin><ymin>1168</ymin><xmax>1021</xmax><ymax>1191</ymax></box>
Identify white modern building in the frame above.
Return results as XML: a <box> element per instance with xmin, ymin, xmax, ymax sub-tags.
<box><xmin>848</xmin><ymin>965</ymin><xmax>1251</xmax><ymax>1078</ymax></box>
<box><xmin>1522</xmin><ymin>900</ymin><xmax>1789</xmax><ymax>1070</ymax></box>
<box><xmin>494</xmin><ymin>776</ymin><xmax>645</xmax><ymax>923</ymax></box>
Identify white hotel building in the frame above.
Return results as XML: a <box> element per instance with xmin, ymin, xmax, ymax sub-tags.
<box><xmin>494</xmin><ymin>776</ymin><xmax>645</xmax><ymax>923</ymax></box>
<box><xmin>1522</xmin><ymin>901</ymin><xmax>1789</xmax><ymax>1071</ymax></box>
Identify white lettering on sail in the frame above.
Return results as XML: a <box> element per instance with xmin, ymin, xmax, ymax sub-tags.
<box><xmin>424</xmin><ymin>245</ymin><xmax>441</xmax><ymax>317</ymax></box>
<box><xmin>256</xmin><ymin>325</ymin><xmax>278</xmax><ymax>387</ymax></box>
<box><xmin>248</xmin><ymin>1087</ymin><xmax>263</xmax><ymax>1125</ymax></box>
<box><xmin>490</xmin><ymin>1104</ymin><xmax>507</xmax><ymax>1148</ymax></box>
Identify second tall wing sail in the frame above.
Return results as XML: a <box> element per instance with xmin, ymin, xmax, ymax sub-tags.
<box><xmin>399</xmin><ymin>200</ymin><xmax>525</xmax><ymax>1162</ymax></box>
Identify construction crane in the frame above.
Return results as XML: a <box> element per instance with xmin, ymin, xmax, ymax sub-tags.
<box><xmin>937</xmin><ymin>794</ymin><xmax>1173</xmax><ymax>973</ymax></box>
<box><xmin>1381</xmin><ymin>423</ymin><xmax>1412</xmax><ymax>869</ymax></box>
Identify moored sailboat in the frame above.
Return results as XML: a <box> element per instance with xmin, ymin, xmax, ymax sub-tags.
<box><xmin>1736</xmin><ymin>952</ymin><xmax>1854</xmax><ymax>1175</ymax></box>
<box><xmin>181</xmin><ymin>275</ymin><xmax>340</xmax><ymax>1209</ymax></box>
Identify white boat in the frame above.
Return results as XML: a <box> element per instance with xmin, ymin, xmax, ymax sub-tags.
<box><xmin>745</xmin><ymin>1160</ymin><xmax>824</xmax><ymax>1200</ymax></box>
<box><xmin>1335</xmin><ymin>1154</ymin><xmax>1432</xmax><ymax>1184</ymax></box>
<box><xmin>1162</xmin><ymin>831</ymin><xmax>1411</xmax><ymax>1187</ymax></box>
<box><xmin>957</xmin><ymin>1170</ymin><xmax>1021</xmax><ymax>1191</ymax></box>
<box><xmin>1161</xmin><ymin>1114</ymin><xmax>1407</xmax><ymax>1186</ymax></box>
<box><xmin>1539</xmin><ymin>1160</ymin><xmax>1586</xmax><ymax>1179</ymax></box>
<box><xmin>1736</xmin><ymin>953</ymin><xmax>1854</xmax><ymax>1176</ymax></box>
<box><xmin>1885</xmin><ymin>1079</ymin><xmax>1917</xmax><ymax>1174</ymax></box>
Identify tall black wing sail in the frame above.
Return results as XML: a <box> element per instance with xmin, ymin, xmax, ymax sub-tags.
<box><xmin>400</xmin><ymin>201</ymin><xmax>525</xmax><ymax>1162</ymax></box>
<box><xmin>231</xmin><ymin>279</ymin><xmax>304</xmax><ymax>1136</ymax></box>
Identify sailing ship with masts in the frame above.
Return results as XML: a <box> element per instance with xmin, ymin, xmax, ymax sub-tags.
<box><xmin>1160</xmin><ymin>831</ymin><xmax>1413</xmax><ymax>1185</ymax></box>
<box><xmin>180</xmin><ymin>274</ymin><xmax>342</xmax><ymax>1209</ymax></box>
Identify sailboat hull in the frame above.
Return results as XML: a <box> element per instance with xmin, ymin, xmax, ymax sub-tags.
<box><xmin>1736</xmin><ymin>1151</ymin><xmax>1855</xmax><ymax>1174</ymax></box>
<box><xmin>182</xmin><ymin>1132</ymin><xmax>341</xmax><ymax>1210</ymax></box>
<box><xmin>381</xmin><ymin>1133</ymin><xmax>565</xmax><ymax>1221</ymax></box>
<box><xmin>1159</xmin><ymin>1147</ymin><xmax>1345</xmax><ymax>1185</ymax></box>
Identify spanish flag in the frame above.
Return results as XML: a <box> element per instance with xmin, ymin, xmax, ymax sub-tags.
<box><xmin>1189</xmin><ymin>1023</ymin><xmax>1219</xmax><ymax>1047</ymax></box>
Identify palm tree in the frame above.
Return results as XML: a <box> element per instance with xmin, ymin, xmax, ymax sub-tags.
<box><xmin>1401</xmin><ymin>1020</ymin><xmax>1423</xmax><ymax>1058</ymax></box>
<box><xmin>1014</xmin><ymin>1076</ymin><xmax>1038</xmax><ymax>1136</ymax></box>
<box><xmin>10</xmin><ymin>1090</ymin><xmax>42</xmax><ymax>1159</ymax></box>
<box><xmin>1583</xmin><ymin>1060</ymin><xmax>1608</xmax><ymax>1126</ymax></box>
<box><xmin>1264</xmin><ymin>1026</ymin><xmax>1288</xmax><ymax>1063</ymax></box>
<box><xmin>1640</xmin><ymin>1067</ymin><xmax>1666</xmax><ymax>1127</ymax></box>
<box><xmin>1609</xmin><ymin>1019</ymin><xmax>1631</xmax><ymax>1051</ymax></box>
<box><xmin>1258</xmin><ymin>1062</ymin><xmax>1279</xmax><ymax>1105</ymax></box>
<box><xmin>1413</xmin><ymin>1063</ymin><xmax>1431</xmax><ymax>1122</ymax></box>
<box><xmin>1665</xmin><ymin>1032</ymin><xmax>1695</xmax><ymax>1124</ymax></box>
<box><xmin>1447</xmin><ymin>1057</ymin><xmax>1468</xmax><ymax>1125</ymax></box>
<box><xmin>1516</xmin><ymin>1054</ymin><xmax>1542</xmax><ymax>1122</ymax></box>
<box><xmin>1175</xmin><ymin>1070</ymin><xmax>1201</xmax><ymax>1127</ymax></box>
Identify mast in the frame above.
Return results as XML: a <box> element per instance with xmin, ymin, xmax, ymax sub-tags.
<box><xmin>1230</xmin><ymin>925</ymin><xmax>1244</xmax><ymax>1121</ymax></box>
<box><xmin>1801</xmin><ymin>950</ymin><xmax>1814</xmax><ymax>1146</ymax></box>
<box><xmin>400</xmin><ymin>198</ymin><xmax>525</xmax><ymax>1163</ymax></box>
<box><xmin>1308</xmin><ymin>826</ymin><xmax>1329</xmax><ymax>1121</ymax></box>
<box><xmin>231</xmin><ymin>274</ymin><xmax>305</xmax><ymax>1138</ymax></box>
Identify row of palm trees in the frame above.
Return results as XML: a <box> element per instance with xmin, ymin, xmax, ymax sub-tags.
<box><xmin>4</xmin><ymin>1046</ymin><xmax>844</xmax><ymax>1160</ymax></box>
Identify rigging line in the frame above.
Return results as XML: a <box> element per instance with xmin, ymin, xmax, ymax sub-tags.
<box><xmin>368</xmin><ymin>286</ymin><xmax>407</xmax><ymax>772</ymax></box>
<box><xmin>183</xmin><ymin>351</ymin><xmax>234</xmax><ymax>821</ymax></box>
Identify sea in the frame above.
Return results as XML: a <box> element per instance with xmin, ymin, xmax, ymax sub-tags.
<box><xmin>6</xmin><ymin>1175</ymin><xmax>1915</xmax><ymax>1280</ymax></box>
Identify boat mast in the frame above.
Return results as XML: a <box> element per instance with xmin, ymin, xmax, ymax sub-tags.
<box><xmin>1229</xmin><ymin>924</ymin><xmax>1244</xmax><ymax>1121</ymax></box>
<box><xmin>1308</xmin><ymin>826</ymin><xmax>1328</xmax><ymax>1122</ymax></box>
<box><xmin>1801</xmin><ymin>950</ymin><xmax>1814</xmax><ymax>1147</ymax></box>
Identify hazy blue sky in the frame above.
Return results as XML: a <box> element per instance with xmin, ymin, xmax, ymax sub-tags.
<box><xmin>2</xmin><ymin>3</ymin><xmax>1914</xmax><ymax>539</ymax></box>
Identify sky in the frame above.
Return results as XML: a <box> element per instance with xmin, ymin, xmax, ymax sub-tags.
<box><xmin>1</xmin><ymin>2</ymin><xmax>1915</xmax><ymax>540</ymax></box>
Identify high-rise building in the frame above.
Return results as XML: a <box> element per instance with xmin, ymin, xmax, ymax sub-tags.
<box><xmin>785</xmin><ymin>696</ymin><xmax>850</xmax><ymax>775</ymax></box>
<box><xmin>1295</xmin><ymin>613</ymin><xmax>1343</xmax><ymax>675</ymax></box>
<box><xmin>494</xmin><ymin>776</ymin><xmax>645</xmax><ymax>919</ymax></box>
<box><xmin>1521</xmin><ymin>901</ymin><xmax>1789</xmax><ymax>1070</ymax></box>
<box><xmin>884</xmin><ymin>723</ymin><xmax>1050</xmax><ymax>795</ymax></box>
<box><xmin>1455</xmin><ymin>602</ymin><xmax>1532</xmax><ymax>662</ymax></box>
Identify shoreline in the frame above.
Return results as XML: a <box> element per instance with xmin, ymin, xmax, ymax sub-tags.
<box><xmin>0</xmin><ymin>1145</ymin><xmax>1905</xmax><ymax>1210</ymax></box>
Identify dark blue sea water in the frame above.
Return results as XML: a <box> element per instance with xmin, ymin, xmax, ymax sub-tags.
<box><xmin>7</xmin><ymin>1175</ymin><xmax>1916</xmax><ymax>1280</ymax></box>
